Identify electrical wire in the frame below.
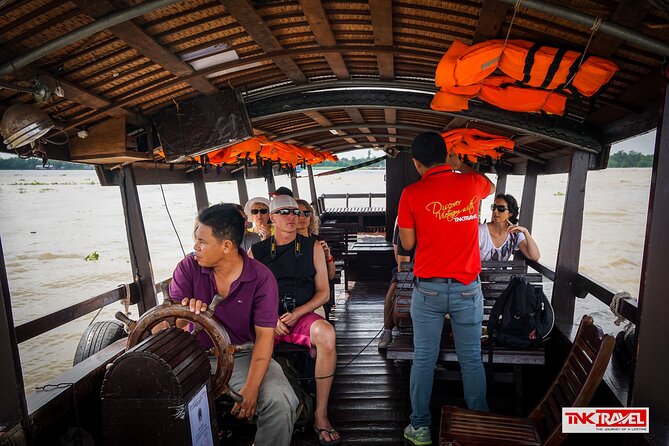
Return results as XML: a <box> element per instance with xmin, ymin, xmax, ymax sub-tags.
<box><xmin>153</xmin><ymin>159</ymin><xmax>187</xmax><ymax>258</ymax></box>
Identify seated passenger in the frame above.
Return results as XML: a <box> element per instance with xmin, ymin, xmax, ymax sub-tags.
<box><xmin>296</xmin><ymin>199</ymin><xmax>336</xmax><ymax>281</ymax></box>
<box><xmin>378</xmin><ymin>217</ymin><xmax>413</xmax><ymax>349</ymax></box>
<box><xmin>169</xmin><ymin>203</ymin><xmax>298</xmax><ymax>446</ymax></box>
<box><xmin>479</xmin><ymin>193</ymin><xmax>540</xmax><ymax>261</ymax></box>
<box><xmin>244</xmin><ymin>196</ymin><xmax>272</xmax><ymax>240</ymax></box>
<box><xmin>235</xmin><ymin>203</ymin><xmax>261</xmax><ymax>251</ymax></box>
<box><xmin>249</xmin><ymin>195</ymin><xmax>341</xmax><ymax>445</ymax></box>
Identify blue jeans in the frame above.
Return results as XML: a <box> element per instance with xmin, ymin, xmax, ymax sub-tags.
<box><xmin>409</xmin><ymin>277</ymin><xmax>488</xmax><ymax>428</ymax></box>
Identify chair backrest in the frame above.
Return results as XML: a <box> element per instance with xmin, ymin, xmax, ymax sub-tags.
<box><xmin>529</xmin><ymin>315</ymin><xmax>615</xmax><ymax>446</ymax></box>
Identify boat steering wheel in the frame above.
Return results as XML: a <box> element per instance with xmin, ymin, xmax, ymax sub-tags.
<box><xmin>115</xmin><ymin>294</ymin><xmax>253</xmax><ymax>402</ymax></box>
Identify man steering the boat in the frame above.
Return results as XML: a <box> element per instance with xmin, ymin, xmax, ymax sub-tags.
<box><xmin>398</xmin><ymin>131</ymin><xmax>495</xmax><ymax>445</ymax></box>
<box><xmin>249</xmin><ymin>194</ymin><xmax>341</xmax><ymax>446</ymax></box>
<box><xmin>169</xmin><ymin>203</ymin><xmax>298</xmax><ymax>446</ymax></box>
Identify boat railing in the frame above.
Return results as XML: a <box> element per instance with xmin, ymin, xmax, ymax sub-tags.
<box><xmin>526</xmin><ymin>259</ymin><xmax>638</xmax><ymax>324</ymax></box>
<box><xmin>316</xmin><ymin>192</ymin><xmax>385</xmax><ymax>214</ymax></box>
<box><xmin>14</xmin><ymin>280</ymin><xmax>171</xmax><ymax>344</ymax></box>
<box><xmin>13</xmin><ymin>263</ymin><xmax>638</xmax><ymax>346</ymax></box>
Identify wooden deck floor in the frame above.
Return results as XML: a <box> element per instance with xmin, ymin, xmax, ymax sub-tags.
<box><xmin>223</xmin><ymin>275</ymin><xmax>547</xmax><ymax>445</ymax></box>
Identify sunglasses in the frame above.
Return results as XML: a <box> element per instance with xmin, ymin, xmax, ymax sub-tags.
<box><xmin>273</xmin><ymin>208</ymin><xmax>301</xmax><ymax>216</ymax></box>
<box><xmin>491</xmin><ymin>204</ymin><xmax>509</xmax><ymax>213</ymax></box>
<box><xmin>298</xmin><ymin>210</ymin><xmax>312</xmax><ymax>217</ymax></box>
<box><xmin>250</xmin><ymin>208</ymin><xmax>269</xmax><ymax>215</ymax></box>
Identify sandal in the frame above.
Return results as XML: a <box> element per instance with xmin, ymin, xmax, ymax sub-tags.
<box><xmin>314</xmin><ymin>427</ymin><xmax>341</xmax><ymax>445</ymax></box>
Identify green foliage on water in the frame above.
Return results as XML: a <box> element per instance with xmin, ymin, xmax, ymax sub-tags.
<box><xmin>608</xmin><ymin>150</ymin><xmax>653</xmax><ymax>168</ymax></box>
<box><xmin>84</xmin><ymin>251</ymin><xmax>100</xmax><ymax>261</ymax></box>
<box><xmin>0</xmin><ymin>156</ymin><xmax>93</xmax><ymax>170</ymax></box>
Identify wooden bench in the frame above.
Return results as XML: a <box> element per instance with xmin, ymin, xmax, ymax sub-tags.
<box><xmin>387</xmin><ymin>260</ymin><xmax>546</xmax><ymax>413</ymax></box>
<box><xmin>439</xmin><ymin>315</ymin><xmax>614</xmax><ymax>446</ymax></box>
<box><xmin>319</xmin><ymin>227</ymin><xmax>357</xmax><ymax>292</ymax></box>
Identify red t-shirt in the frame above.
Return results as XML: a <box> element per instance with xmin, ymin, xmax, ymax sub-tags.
<box><xmin>397</xmin><ymin>165</ymin><xmax>491</xmax><ymax>284</ymax></box>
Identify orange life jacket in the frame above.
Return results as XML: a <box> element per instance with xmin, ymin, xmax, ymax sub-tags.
<box><xmin>202</xmin><ymin>136</ymin><xmax>337</xmax><ymax>167</ymax></box>
<box><xmin>442</xmin><ymin>128</ymin><xmax>515</xmax><ymax>160</ymax></box>
<box><xmin>433</xmin><ymin>39</ymin><xmax>618</xmax><ymax>114</ymax></box>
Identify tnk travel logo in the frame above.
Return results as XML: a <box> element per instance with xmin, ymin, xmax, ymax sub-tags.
<box><xmin>562</xmin><ymin>408</ymin><xmax>649</xmax><ymax>433</ymax></box>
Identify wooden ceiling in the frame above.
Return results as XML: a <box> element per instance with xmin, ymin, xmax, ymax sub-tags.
<box><xmin>1</xmin><ymin>0</ymin><xmax>667</xmax><ymax>173</ymax></box>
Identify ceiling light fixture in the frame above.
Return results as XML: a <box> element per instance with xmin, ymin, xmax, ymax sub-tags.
<box><xmin>1</xmin><ymin>103</ymin><xmax>55</xmax><ymax>150</ymax></box>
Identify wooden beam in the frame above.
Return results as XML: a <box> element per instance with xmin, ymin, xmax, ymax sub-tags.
<box><xmin>193</xmin><ymin>169</ymin><xmax>209</xmax><ymax>212</ymax></box>
<box><xmin>303</xmin><ymin>110</ymin><xmax>355</xmax><ymax>144</ymax></box>
<box><xmin>235</xmin><ymin>170</ymin><xmax>249</xmax><ymax>206</ymax></box>
<box><xmin>385</xmin><ymin>108</ymin><xmax>397</xmax><ymax>143</ymax></box>
<box><xmin>473</xmin><ymin>0</ymin><xmax>509</xmax><ymax>43</ymax></box>
<box><xmin>519</xmin><ymin>160</ymin><xmax>542</xmax><ymax>233</ymax></box>
<box><xmin>587</xmin><ymin>0</ymin><xmax>652</xmax><ymax>57</ymax></box>
<box><xmin>442</xmin><ymin>116</ymin><xmax>469</xmax><ymax>131</ymax></box>
<box><xmin>217</xmin><ymin>0</ymin><xmax>307</xmax><ymax>84</ymax></box>
<box><xmin>290</xmin><ymin>174</ymin><xmax>300</xmax><ymax>199</ymax></box>
<box><xmin>552</xmin><ymin>151</ymin><xmax>590</xmax><ymax>327</ymax></box>
<box><xmin>513</xmin><ymin>135</ymin><xmax>543</xmax><ymax>147</ymax></box>
<box><xmin>14</xmin><ymin>285</ymin><xmax>132</xmax><ymax>343</ymax></box>
<box><xmin>587</xmin><ymin>71</ymin><xmax>663</xmax><ymax>127</ymax></box>
<box><xmin>0</xmin><ymin>237</ymin><xmax>31</xmax><ymax>442</ymax></box>
<box><xmin>307</xmin><ymin>165</ymin><xmax>318</xmax><ymax>214</ymax></box>
<box><xmin>495</xmin><ymin>170</ymin><xmax>507</xmax><ymax>194</ymax></box>
<box><xmin>630</xmin><ymin>86</ymin><xmax>669</xmax><ymax>436</ymax></box>
<box><xmin>298</xmin><ymin>0</ymin><xmax>349</xmax><ymax>80</ymax></box>
<box><xmin>62</xmin><ymin>45</ymin><xmax>438</xmax><ymax>130</ymax></box>
<box><xmin>117</xmin><ymin>165</ymin><xmax>157</xmax><ymax>315</ymax></box>
<box><xmin>0</xmin><ymin>47</ymin><xmax>130</xmax><ymax>122</ymax></box>
<box><xmin>72</xmin><ymin>0</ymin><xmax>218</xmax><ymax>95</ymax></box>
<box><xmin>266</xmin><ymin>168</ymin><xmax>276</xmax><ymax>194</ymax></box>
<box><xmin>346</xmin><ymin>108</ymin><xmax>376</xmax><ymax>142</ymax></box>
<box><xmin>369</xmin><ymin>0</ymin><xmax>394</xmax><ymax>80</ymax></box>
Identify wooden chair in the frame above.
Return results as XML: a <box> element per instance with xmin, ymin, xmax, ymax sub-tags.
<box><xmin>439</xmin><ymin>315</ymin><xmax>615</xmax><ymax>446</ymax></box>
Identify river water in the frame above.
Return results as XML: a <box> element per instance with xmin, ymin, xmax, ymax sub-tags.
<box><xmin>0</xmin><ymin>167</ymin><xmax>651</xmax><ymax>391</ymax></box>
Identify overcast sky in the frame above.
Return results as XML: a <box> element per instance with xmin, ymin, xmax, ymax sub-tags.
<box><xmin>610</xmin><ymin>130</ymin><xmax>656</xmax><ymax>155</ymax></box>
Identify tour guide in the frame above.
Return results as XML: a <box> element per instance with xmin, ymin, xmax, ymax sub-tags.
<box><xmin>398</xmin><ymin>131</ymin><xmax>495</xmax><ymax>446</ymax></box>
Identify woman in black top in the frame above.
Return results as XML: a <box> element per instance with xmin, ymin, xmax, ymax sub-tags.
<box><xmin>296</xmin><ymin>199</ymin><xmax>336</xmax><ymax>280</ymax></box>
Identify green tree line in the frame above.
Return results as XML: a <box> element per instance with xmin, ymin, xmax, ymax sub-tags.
<box><xmin>608</xmin><ymin>150</ymin><xmax>653</xmax><ymax>168</ymax></box>
<box><xmin>0</xmin><ymin>156</ymin><xmax>92</xmax><ymax>170</ymax></box>
<box><xmin>315</xmin><ymin>150</ymin><xmax>386</xmax><ymax>169</ymax></box>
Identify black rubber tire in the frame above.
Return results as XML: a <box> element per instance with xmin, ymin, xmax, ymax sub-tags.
<box><xmin>73</xmin><ymin>320</ymin><xmax>126</xmax><ymax>365</ymax></box>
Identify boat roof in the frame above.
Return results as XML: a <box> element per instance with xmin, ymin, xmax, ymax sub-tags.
<box><xmin>1</xmin><ymin>0</ymin><xmax>667</xmax><ymax>173</ymax></box>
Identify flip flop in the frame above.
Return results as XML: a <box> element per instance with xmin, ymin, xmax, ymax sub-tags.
<box><xmin>314</xmin><ymin>427</ymin><xmax>341</xmax><ymax>445</ymax></box>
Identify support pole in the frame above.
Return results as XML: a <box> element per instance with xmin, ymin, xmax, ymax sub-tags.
<box><xmin>630</xmin><ymin>82</ymin><xmax>669</xmax><ymax>436</ymax></box>
<box><xmin>193</xmin><ymin>169</ymin><xmax>209</xmax><ymax>212</ymax></box>
<box><xmin>386</xmin><ymin>152</ymin><xmax>421</xmax><ymax>240</ymax></box>
<box><xmin>290</xmin><ymin>174</ymin><xmax>300</xmax><ymax>199</ymax></box>
<box><xmin>118</xmin><ymin>165</ymin><xmax>157</xmax><ymax>315</ymax></box>
<box><xmin>307</xmin><ymin>165</ymin><xmax>318</xmax><ymax>214</ymax></box>
<box><xmin>235</xmin><ymin>171</ymin><xmax>249</xmax><ymax>206</ymax></box>
<box><xmin>519</xmin><ymin>160</ymin><xmax>541</xmax><ymax>232</ymax></box>
<box><xmin>551</xmin><ymin>151</ymin><xmax>589</xmax><ymax>327</ymax></box>
<box><xmin>495</xmin><ymin>170</ymin><xmax>507</xmax><ymax>195</ymax></box>
<box><xmin>266</xmin><ymin>168</ymin><xmax>276</xmax><ymax>195</ymax></box>
<box><xmin>0</xmin><ymin>237</ymin><xmax>31</xmax><ymax>444</ymax></box>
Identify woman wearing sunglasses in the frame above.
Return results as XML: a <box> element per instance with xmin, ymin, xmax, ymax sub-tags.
<box><xmin>296</xmin><ymin>199</ymin><xmax>336</xmax><ymax>280</ymax></box>
<box><xmin>244</xmin><ymin>197</ymin><xmax>273</xmax><ymax>241</ymax></box>
<box><xmin>479</xmin><ymin>194</ymin><xmax>541</xmax><ymax>261</ymax></box>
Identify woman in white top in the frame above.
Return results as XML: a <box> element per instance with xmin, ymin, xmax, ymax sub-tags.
<box><xmin>479</xmin><ymin>194</ymin><xmax>541</xmax><ymax>261</ymax></box>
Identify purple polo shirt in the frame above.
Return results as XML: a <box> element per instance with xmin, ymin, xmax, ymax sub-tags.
<box><xmin>169</xmin><ymin>249</ymin><xmax>278</xmax><ymax>347</ymax></box>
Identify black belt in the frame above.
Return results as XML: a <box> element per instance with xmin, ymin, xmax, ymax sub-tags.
<box><xmin>415</xmin><ymin>277</ymin><xmax>458</xmax><ymax>284</ymax></box>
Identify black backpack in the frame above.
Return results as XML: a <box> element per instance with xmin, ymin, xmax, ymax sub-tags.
<box><xmin>487</xmin><ymin>276</ymin><xmax>554</xmax><ymax>353</ymax></box>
